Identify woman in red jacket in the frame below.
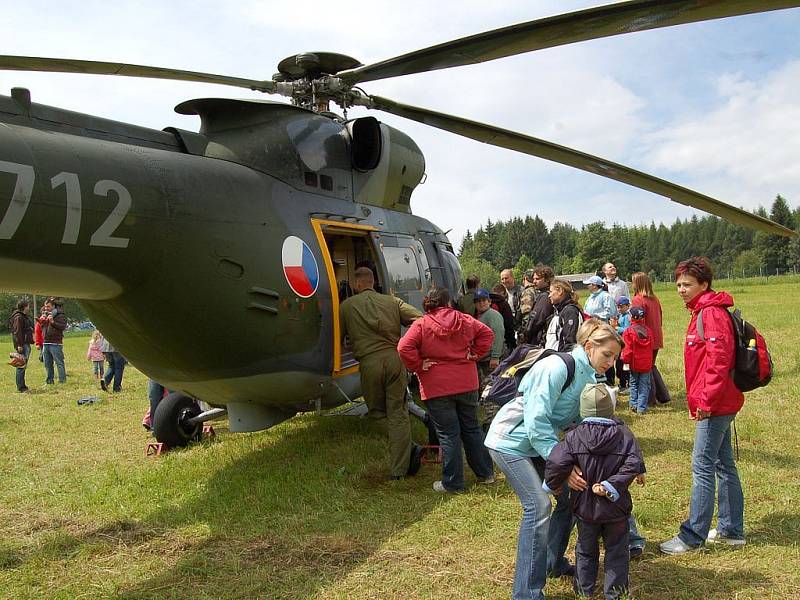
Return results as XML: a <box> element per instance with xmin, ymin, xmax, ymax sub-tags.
<box><xmin>630</xmin><ymin>272</ymin><xmax>671</xmax><ymax>405</ymax></box>
<box><xmin>660</xmin><ymin>257</ymin><xmax>745</xmax><ymax>555</ymax></box>
<box><xmin>397</xmin><ymin>287</ymin><xmax>496</xmax><ymax>493</ymax></box>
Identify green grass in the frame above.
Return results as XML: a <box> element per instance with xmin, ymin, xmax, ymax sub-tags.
<box><xmin>1</xmin><ymin>277</ymin><xmax>799</xmax><ymax>599</ymax></box>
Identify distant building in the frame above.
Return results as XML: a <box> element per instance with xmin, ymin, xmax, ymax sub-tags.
<box><xmin>558</xmin><ymin>272</ymin><xmax>598</xmax><ymax>291</ymax></box>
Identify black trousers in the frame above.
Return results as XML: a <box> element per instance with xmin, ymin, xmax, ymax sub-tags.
<box><xmin>574</xmin><ymin>518</ymin><xmax>629</xmax><ymax>600</ymax></box>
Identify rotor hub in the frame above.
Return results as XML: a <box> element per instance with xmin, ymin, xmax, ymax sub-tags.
<box><xmin>275</xmin><ymin>52</ymin><xmax>361</xmax><ymax>81</ymax></box>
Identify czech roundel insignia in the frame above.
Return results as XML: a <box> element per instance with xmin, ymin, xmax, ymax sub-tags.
<box><xmin>282</xmin><ymin>236</ymin><xmax>319</xmax><ymax>298</ymax></box>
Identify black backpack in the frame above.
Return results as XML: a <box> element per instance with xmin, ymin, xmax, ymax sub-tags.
<box><xmin>481</xmin><ymin>344</ymin><xmax>576</xmax><ymax>407</ymax></box>
<box><xmin>696</xmin><ymin>307</ymin><xmax>773</xmax><ymax>392</ymax></box>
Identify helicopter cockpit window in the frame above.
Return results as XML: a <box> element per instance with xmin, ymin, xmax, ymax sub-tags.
<box><xmin>382</xmin><ymin>246</ymin><xmax>422</xmax><ymax>293</ymax></box>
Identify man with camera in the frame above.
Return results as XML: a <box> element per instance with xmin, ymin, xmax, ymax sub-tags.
<box><xmin>41</xmin><ymin>297</ymin><xmax>68</xmax><ymax>384</ymax></box>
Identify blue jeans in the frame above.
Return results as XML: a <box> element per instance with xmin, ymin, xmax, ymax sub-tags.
<box><xmin>148</xmin><ymin>380</ymin><xmax>169</xmax><ymax>418</ymax></box>
<box><xmin>679</xmin><ymin>414</ymin><xmax>744</xmax><ymax>546</ymax></box>
<box><xmin>489</xmin><ymin>449</ymin><xmax>550</xmax><ymax>600</ymax></box>
<box><xmin>629</xmin><ymin>371</ymin><xmax>652</xmax><ymax>413</ymax></box>
<box><xmin>102</xmin><ymin>352</ymin><xmax>127</xmax><ymax>392</ymax></box>
<box><xmin>546</xmin><ymin>481</ymin><xmax>576</xmax><ymax>577</ymax></box>
<box><xmin>43</xmin><ymin>343</ymin><xmax>66</xmax><ymax>384</ymax></box>
<box><xmin>15</xmin><ymin>343</ymin><xmax>31</xmax><ymax>390</ymax></box>
<box><xmin>426</xmin><ymin>391</ymin><xmax>494</xmax><ymax>490</ymax></box>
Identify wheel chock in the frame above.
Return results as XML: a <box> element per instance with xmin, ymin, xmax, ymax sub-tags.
<box><xmin>202</xmin><ymin>425</ymin><xmax>215</xmax><ymax>437</ymax></box>
<box><xmin>420</xmin><ymin>445</ymin><xmax>442</xmax><ymax>464</ymax></box>
<box><xmin>146</xmin><ymin>442</ymin><xmax>166</xmax><ymax>456</ymax></box>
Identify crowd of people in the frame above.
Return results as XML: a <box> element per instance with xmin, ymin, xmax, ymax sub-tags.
<box><xmin>7</xmin><ymin>296</ymin><xmax>127</xmax><ymax>394</ymax></box>
<box><xmin>8</xmin><ymin>256</ymin><xmax>748</xmax><ymax>598</ymax></box>
<box><xmin>342</xmin><ymin>257</ymin><xmax>747</xmax><ymax>599</ymax></box>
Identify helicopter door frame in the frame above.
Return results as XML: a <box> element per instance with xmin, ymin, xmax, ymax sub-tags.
<box><xmin>310</xmin><ymin>218</ymin><xmax>380</xmax><ymax>377</ymax></box>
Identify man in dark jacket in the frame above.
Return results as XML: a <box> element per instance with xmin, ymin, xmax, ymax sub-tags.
<box><xmin>10</xmin><ymin>299</ymin><xmax>34</xmax><ymax>392</ymax></box>
<box><xmin>545</xmin><ymin>384</ymin><xmax>645</xmax><ymax>600</ymax></box>
<box><xmin>42</xmin><ymin>297</ymin><xmax>68</xmax><ymax>384</ymax></box>
<box><xmin>522</xmin><ymin>265</ymin><xmax>555</xmax><ymax>346</ymax></box>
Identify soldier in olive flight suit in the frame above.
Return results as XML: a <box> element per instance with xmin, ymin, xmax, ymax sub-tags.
<box><xmin>340</xmin><ymin>267</ymin><xmax>423</xmax><ymax>479</ymax></box>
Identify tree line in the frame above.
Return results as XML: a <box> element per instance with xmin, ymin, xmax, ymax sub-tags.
<box><xmin>458</xmin><ymin>195</ymin><xmax>799</xmax><ymax>285</ymax></box>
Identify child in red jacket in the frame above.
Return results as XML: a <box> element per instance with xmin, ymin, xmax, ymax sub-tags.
<box><xmin>621</xmin><ymin>307</ymin><xmax>654</xmax><ymax>414</ymax></box>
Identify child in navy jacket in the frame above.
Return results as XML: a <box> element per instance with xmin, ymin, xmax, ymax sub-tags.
<box><xmin>544</xmin><ymin>384</ymin><xmax>646</xmax><ymax>600</ymax></box>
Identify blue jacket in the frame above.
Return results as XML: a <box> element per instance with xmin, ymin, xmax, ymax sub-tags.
<box><xmin>583</xmin><ymin>289</ymin><xmax>617</xmax><ymax>322</ymax></box>
<box><xmin>484</xmin><ymin>346</ymin><xmax>598</xmax><ymax>459</ymax></box>
<box><xmin>616</xmin><ymin>312</ymin><xmax>631</xmax><ymax>335</ymax></box>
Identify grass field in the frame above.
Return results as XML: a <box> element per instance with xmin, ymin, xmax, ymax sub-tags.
<box><xmin>1</xmin><ymin>277</ymin><xmax>799</xmax><ymax>599</ymax></box>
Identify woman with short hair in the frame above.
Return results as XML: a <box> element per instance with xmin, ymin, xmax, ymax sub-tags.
<box><xmin>660</xmin><ymin>257</ymin><xmax>745</xmax><ymax>555</ymax></box>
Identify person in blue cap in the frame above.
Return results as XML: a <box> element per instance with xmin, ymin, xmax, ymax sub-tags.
<box><xmin>612</xmin><ymin>296</ymin><xmax>632</xmax><ymax>391</ymax></box>
<box><xmin>582</xmin><ymin>275</ymin><xmax>619</xmax><ymax>385</ymax></box>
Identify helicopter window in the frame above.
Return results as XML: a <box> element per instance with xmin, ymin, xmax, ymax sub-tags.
<box><xmin>304</xmin><ymin>171</ymin><xmax>318</xmax><ymax>187</ymax></box>
<box><xmin>382</xmin><ymin>246</ymin><xmax>422</xmax><ymax>293</ymax></box>
<box><xmin>320</xmin><ymin>174</ymin><xmax>333</xmax><ymax>191</ymax></box>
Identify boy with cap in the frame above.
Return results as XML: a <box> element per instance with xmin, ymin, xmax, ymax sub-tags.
<box><xmin>611</xmin><ymin>296</ymin><xmax>632</xmax><ymax>391</ymax></box>
<box><xmin>621</xmin><ymin>306</ymin><xmax>655</xmax><ymax>415</ymax></box>
<box><xmin>544</xmin><ymin>384</ymin><xmax>646</xmax><ymax>600</ymax></box>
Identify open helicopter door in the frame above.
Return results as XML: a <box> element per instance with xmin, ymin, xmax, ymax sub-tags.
<box><xmin>378</xmin><ymin>234</ymin><xmax>432</xmax><ymax>309</ymax></box>
<box><xmin>310</xmin><ymin>218</ymin><xmax>381</xmax><ymax>377</ymax></box>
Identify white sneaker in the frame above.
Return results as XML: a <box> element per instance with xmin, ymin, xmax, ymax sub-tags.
<box><xmin>707</xmin><ymin>528</ymin><xmax>746</xmax><ymax>546</ymax></box>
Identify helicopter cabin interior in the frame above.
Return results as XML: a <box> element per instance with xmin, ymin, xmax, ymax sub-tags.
<box><xmin>311</xmin><ymin>219</ymin><xmax>431</xmax><ymax>377</ymax></box>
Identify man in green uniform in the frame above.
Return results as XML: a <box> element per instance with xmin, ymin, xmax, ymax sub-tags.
<box><xmin>457</xmin><ymin>274</ymin><xmax>480</xmax><ymax>316</ymax></box>
<box><xmin>340</xmin><ymin>267</ymin><xmax>423</xmax><ymax>479</ymax></box>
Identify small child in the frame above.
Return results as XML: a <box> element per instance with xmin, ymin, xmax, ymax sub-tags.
<box><xmin>611</xmin><ymin>296</ymin><xmax>632</xmax><ymax>391</ymax></box>
<box><xmin>544</xmin><ymin>384</ymin><xmax>646</xmax><ymax>600</ymax></box>
<box><xmin>621</xmin><ymin>307</ymin><xmax>654</xmax><ymax>414</ymax></box>
<box><xmin>86</xmin><ymin>330</ymin><xmax>105</xmax><ymax>380</ymax></box>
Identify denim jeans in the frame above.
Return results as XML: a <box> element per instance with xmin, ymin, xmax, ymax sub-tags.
<box><xmin>629</xmin><ymin>371</ymin><xmax>652</xmax><ymax>413</ymax></box>
<box><xmin>148</xmin><ymin>380</ymin><xmax>169</xmax><ymax>419</ymax></box>
<box><xmin>43</xmin><ymin>343</ymin><xmax>66</xmax><ymax>384</ymax></box>
<box><xmin>102</xmin><ymin>352</ymin><xmax>127</xmax><ymax>392</ymax></box>
<box><xmin>15</xmin><ymin>343</ymin><xmax>30</xmax><ymax>390</ymax></box>
<box><xmin>427</xmin><ymin>391</ymin><xmax>494</xmax><ymax>490</ymax></box>
<box><xmin>678</xmin><ymin>414</ymin><xmax>744</xmax><ymax>546</ymax></box>
<box><xmin>546</xmin><ymin>480</ymin><xmax>576</xmax><ymax>577</ymax></box>
<box><xmin>489</xmin><ymin>449</ymin><xmax>550</xmax><ymax>600</ymax></box>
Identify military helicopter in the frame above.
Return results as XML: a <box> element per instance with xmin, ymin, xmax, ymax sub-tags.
<box><xmin>1</xmin><ymin>0</ymin><xmax>797</xmax><ymax>446</ymax></box>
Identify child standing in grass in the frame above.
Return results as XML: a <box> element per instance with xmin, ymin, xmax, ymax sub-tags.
<box><xmin>621</xmin><ymin>307</ymin><xmax>654</xmax><ymax>414</ymax></box>
<box><xmin>86</xmin><ymin>330</ymin><xmax>105</xmax><ymax>381</ymax></box>
<box><xmin>544</xmin><ymin>384</ymin><xmax>646</xmax><ymax>600</ymax></box>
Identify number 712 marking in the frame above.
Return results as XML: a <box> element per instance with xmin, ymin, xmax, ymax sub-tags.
<box><xmin>0</xmin><ymin>160</ymin><xmax>131</xmax><ymax>248</ymax></box>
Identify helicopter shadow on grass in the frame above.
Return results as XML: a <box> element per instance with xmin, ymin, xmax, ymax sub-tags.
<box><xmin>107</xmin><ymin>415</ymin><xmax>449</xmax><ymax>599</ymax></box>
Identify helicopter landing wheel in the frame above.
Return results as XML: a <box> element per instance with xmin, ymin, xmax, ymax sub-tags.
<box><xmin>152</xmin><ymin>393</ymin><xmax>203</xmax><ymax>448</ymax></box>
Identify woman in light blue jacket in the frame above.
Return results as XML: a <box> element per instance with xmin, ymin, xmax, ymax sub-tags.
<box><xmin>485</xmin><ymin>319</ymin><xmax>623</xmax><ymax>600</ymax></box>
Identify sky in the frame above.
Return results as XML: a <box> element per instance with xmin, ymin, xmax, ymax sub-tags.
<box><xmin>2</xmin><ymin>1</ymin><xmax>799</xmax><ymax>250</ymax></box>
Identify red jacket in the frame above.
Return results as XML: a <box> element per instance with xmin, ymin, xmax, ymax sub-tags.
<box><xmin>397</xmin><ymin>307</ymin><xmax>493</xmax><ymax>401</ymax></box>
<box><xmin>684</xmin><ymin>290</ymin><xmax>744</xmax><ymax>418</ymax></box>
<box><xmin>631</xmin><ymin>294</ymin><xmax>663</xmax><ymax>349</ymax></box>
<box><xmin>621</xmin><ymin>322</ymin><xmax>654</xmax><ymax>373</ymax></box>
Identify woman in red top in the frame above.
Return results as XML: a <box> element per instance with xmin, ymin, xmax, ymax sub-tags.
<box><xmin>660</xmin><ymin>257</ymin><xmax>745</xmax><ymax>555</ymax></box>
<box><xmin>398</xmin><ymin>287</ymin><xmax>496</xmax><ymax>493</ymax></box>
<box><xmin>631</xmin><ymin>272</ymin><xmax>671</xmax><ymax>405</ymax></box>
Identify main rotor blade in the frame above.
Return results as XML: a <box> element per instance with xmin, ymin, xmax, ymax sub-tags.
<box><xmin>339</xmin><ymin>0</ymin><xmax>800</xmax><ymax>84</ymax></box>
<box><xmin>364</xmin><ymin>95</ymin><xmax>795</xmax><ymax>238</ymax></box>
<box><xmin>0</xmin><ymin>55</ymin><xmax>276</xmax><ymax>93</ymax></box>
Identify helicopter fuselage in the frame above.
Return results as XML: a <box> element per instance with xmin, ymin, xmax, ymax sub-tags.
<box><xmin>0</xmin><ymin>91</ymin><xmax>461</xmax><ymax>432</ymax></box>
